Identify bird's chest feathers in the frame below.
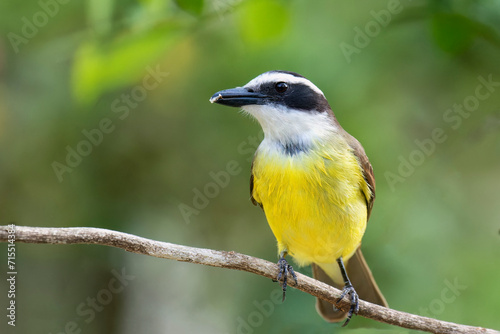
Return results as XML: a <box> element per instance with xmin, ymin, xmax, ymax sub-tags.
<box><xmin>252</xmin><ymin>138</ymin><xmax>365</xmax><ymax>216</ymax></box>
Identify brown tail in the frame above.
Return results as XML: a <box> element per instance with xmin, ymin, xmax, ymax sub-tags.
<box><xmin>312</xmin><ymin>248</ymin><xmax>388</xmax><ymax>322</ymax></box>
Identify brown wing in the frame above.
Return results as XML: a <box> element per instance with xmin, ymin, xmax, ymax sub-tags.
<box><xmin>250</xmin><ymin>159</ymin><xmax>263</xmax><ymax>209</ymax></box>
<box><xmin>341</xmin><ymin>131</ymin><xmax>376</xmax><ymax>220</ymax></box>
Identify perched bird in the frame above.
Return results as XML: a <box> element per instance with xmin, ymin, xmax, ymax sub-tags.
<box><xmin>210</xmin><ymin>70</ymin><xmax>388</xmax><ymax>325</ymax></box>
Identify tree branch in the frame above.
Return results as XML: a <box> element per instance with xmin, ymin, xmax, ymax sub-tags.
<box><xmin>0</xmin><ymin>225</ymin><xmax>497</xmax><ymax>334</ymax></box>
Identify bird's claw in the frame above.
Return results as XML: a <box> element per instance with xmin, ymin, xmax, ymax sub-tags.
<box><xmin>336</xmin><ymin>283</ymin><xmax>359</xmax><ymax>327</ymax></box>
<box><xmin>276</xmin><ymin>257</ymin><xmax>297</xmax><ymax>302</ymax></box>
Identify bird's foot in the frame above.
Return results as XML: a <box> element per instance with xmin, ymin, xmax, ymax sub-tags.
<box><xmin>275</xmin><ymin>257</ymin><xmax>297</xmax><ymax>302</ymax></box>
<box><xmin>336</xmin><ymin>283</ymin><xmax>359</xmax><ymax>327</ymax></box>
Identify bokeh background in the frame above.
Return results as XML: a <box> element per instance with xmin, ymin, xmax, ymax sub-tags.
<box><xmin>1</xmin><ymin>0</ymin><xmax>499</xmax><ymax>333</ymax></box>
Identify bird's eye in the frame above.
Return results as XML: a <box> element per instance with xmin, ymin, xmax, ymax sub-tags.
<box><xmin>274</xmin><ymin>82</ymin><xmax>288</xmax><ymax>93</ymax></box>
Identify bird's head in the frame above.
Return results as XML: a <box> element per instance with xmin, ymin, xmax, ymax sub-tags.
<box><xmin>210</xmin><ymin>71</ymin><xmax>338</xmax><ymax>143</ymax></box>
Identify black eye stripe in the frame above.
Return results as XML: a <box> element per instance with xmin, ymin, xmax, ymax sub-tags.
<box><xmin>281</xmin><ymin>83</ymin><xmax>330</xmax><ymax>111</ymax></box>
<box><xmin>248</xmin><ymin>81</ymin><xmax>330</xmax><ymax>112</ymax></box>
<box><xmin>283</xmin><ymin>83</ymin><xmax>328</xmax><ymax>111</ymax></box>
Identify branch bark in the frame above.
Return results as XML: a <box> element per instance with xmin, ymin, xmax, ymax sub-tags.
<box><xmin>0</xmin><ymin>225</ymin><xmax>497</xmax><ymax>334</ymax></box>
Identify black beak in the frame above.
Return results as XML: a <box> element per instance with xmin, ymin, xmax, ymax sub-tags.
<box><xmin>210</xmin><ymin>87</ymin><xmax>268</xmax><ymax>107</ymax></box>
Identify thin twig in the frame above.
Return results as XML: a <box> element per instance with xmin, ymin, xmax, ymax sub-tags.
<box><xmin>0</xmin><ymin>225</ymin><xmax>497</xmax><ymax>334</ymax></box>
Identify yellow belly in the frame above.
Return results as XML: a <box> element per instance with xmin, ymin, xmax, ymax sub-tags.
<box><xmin>252</xmin><ymin>142</ymin><xmax>369</xmax><ymax>266</ymax></box>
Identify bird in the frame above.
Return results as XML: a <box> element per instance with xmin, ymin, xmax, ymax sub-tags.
<box><xmin>209</xmin><ymin>70</ymin><xmax>388</xmax><ymax>325</ymax></box>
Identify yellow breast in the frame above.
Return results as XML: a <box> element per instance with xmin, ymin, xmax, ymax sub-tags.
<box><xmin>252</xmin><ymin>139</ymin><xmax>370</xmax><ymax>266</ymax></box>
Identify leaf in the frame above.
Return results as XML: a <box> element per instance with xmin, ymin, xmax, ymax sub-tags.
<box><xmin>430</xmin><ymin>13</ymin><xmax>476</xmax><ymax>54</ymax></box>
<box><xmin>238</xmin><ymin>0</ymin><xmax>290</xmax><ymax>46</ymax></box>
<box><xmin>72</xmin><ymin>28</ymin><xmax>178</xmax><ymax>105</ymax></box>
<box><xmin>174</xmin><ymin>0</ymin><xmax>204</xmax><ymax>16</ymax></box>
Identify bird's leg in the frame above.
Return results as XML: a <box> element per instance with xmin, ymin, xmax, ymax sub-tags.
<box><xmin>275</xmin><ymin>251</ymin><xmax>297</xmax><ymax>302</ymax></box>
<box><xmin>336</xmin><ymin>256</ymin><xmax>359</xmax><ymax>327</ymax></box>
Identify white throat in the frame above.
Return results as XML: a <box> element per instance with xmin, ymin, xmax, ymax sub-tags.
<box><xmin>242</xmin><ymin>104</ymin><xmax>338</xmax><ymax>149</ymax></box>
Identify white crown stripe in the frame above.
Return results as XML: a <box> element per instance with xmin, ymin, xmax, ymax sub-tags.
<box><xmin>244</xmin><ymin>72</ymin><xmax>325</xmax><ymax>97</ymax></box>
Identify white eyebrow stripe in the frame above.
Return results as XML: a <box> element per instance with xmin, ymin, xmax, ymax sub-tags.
<box><xmin>244</xmin><ymin>72</ymin><xmax>325</xmax><ymax>96</ymax></box>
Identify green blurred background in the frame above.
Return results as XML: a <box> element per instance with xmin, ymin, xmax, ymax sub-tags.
<box><xmin>1</xmin><ymin>0</ymin><xmax>500</xmax><ymax>333</ymax></box>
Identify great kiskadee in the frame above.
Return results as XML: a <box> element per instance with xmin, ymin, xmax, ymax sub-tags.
<box><xmin>210</xmin><ymin>71</ymin><xmax>388</xmax><ymax>325</ymax></box>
